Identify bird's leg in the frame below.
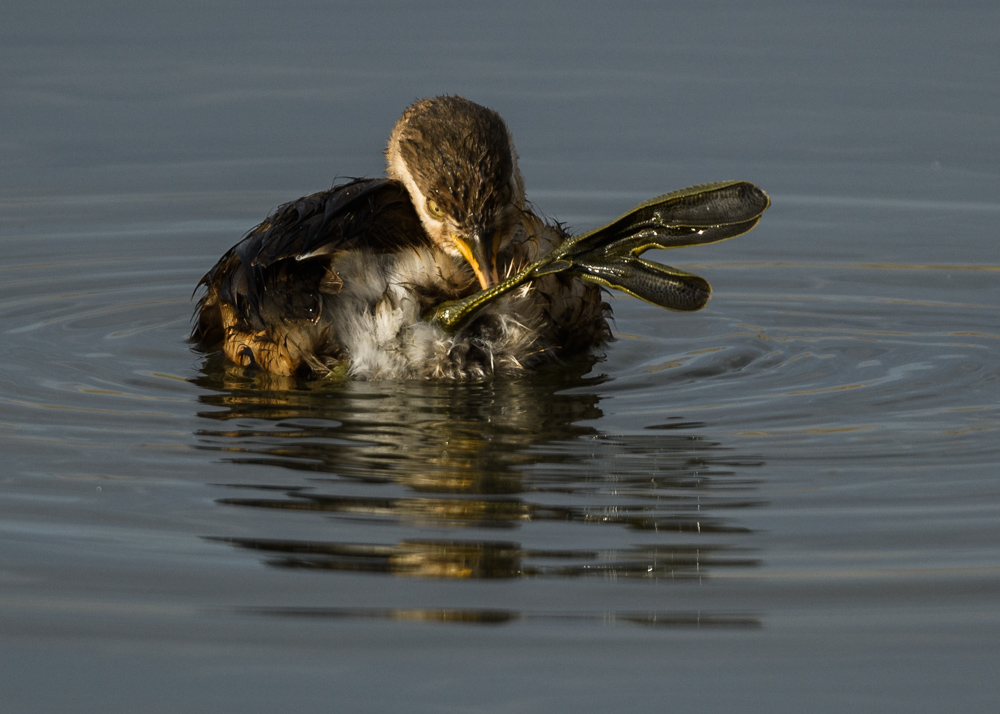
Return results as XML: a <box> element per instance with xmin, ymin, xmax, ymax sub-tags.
<box><xmin>426</xmin><ymin>181</ymin><xmax>770</xmax><ymax>332</ymax></box>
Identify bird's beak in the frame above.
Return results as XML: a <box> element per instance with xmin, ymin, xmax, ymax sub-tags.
<box><xmin>453</xmin><ymin>228</ymin><xmax>499</xmax><ymax>290</ymax></box>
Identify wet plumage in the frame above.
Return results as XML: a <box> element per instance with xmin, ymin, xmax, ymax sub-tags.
<box><xmin>193</xmin><ymin>96</ymin><xmax>610</xmax><ymax>379</ymax></box>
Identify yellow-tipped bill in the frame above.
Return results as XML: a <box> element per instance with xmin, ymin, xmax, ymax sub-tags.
<box><xmin>453</xmin><ymin>231</ymin><xmax>499</xmax><ymax>290</ymax></box>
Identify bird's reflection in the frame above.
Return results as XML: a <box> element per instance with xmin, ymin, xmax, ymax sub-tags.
<box><xmin>193</xmin><ymin>355</ymin><xmax>765</xmax><ymax>627</ymax></box>
<box><xmin>195</xmin><ymin>354</ymin><xmax>606</xmax><ymax>492</ymax></box>
<box><xmin>205</xmin><ymin>536</ymin><xmax>756</xmax><ymax>580</ymax></box>
<box><xmin>238</xmin><ymin>606</ymin><xmax>761</xmax><ymax>628</ymax></box>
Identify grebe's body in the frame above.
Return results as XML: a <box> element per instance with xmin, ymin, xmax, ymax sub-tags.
<box><xmin>194</xmin><ymin>176</ymin><xmax>608</xmax><ymax>379</ymax></box>
<box><xmin>194</xmin><ymin>98</ymin><xmax>608</xmax><ymax>379</ymax></box>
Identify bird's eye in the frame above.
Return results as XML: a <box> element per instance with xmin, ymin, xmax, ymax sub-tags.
<box><xmin>498</xmin><ymin>185</ymin><xmax>512</xmax><ymax>204</ymax></box>
<box><xmin>426</xmin><ymin>199</ymin><xmax>444</xmax><ymax>219</ymax></box>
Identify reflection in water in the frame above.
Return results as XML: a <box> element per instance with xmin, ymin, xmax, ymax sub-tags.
<box><xmin>206</xmin><ymin>536</ymin><xmax>757</xmax><ymax>579</ymax></box>
<box><xmin>210</xmin><ymin>480</ymin><xmax>759</xmax><ymax>532</ymax></box>
<box><xmin>194</xmin><ymin>354</ymin><xmax>606</xmax><ymax>494</ymax></box>
<box><xmin>238</xmin><ymin>606</ymin><xmax>761</xmax><ymax>629</ymax></box>
<box><xmin>193</xmin><ymin>355</ymin><xmax>765</xmax><ymax>626</ymax></box>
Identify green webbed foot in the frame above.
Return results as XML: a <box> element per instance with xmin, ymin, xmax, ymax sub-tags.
<box><xmin>562</xmin><ymin>180</ymin><xmax>771</xmax><ymax>261</ymax></box>
<box><xmin>570</xmin><ymin>257</ymin><xmax>712</xmax><ymax>311</ymax></box>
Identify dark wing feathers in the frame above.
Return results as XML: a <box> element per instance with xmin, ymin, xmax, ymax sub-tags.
<box><xmin>193</xmin><ymin>177</ymin><xmax>428</xmax><ymax>346</ymax></box>
<box><xmin>246</xmin><ymin>177</ymin><xmax>423</xmax><ymax>268</ymax></box>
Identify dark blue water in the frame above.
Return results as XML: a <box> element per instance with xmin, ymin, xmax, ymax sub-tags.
<box><xmin>2</xmin><ymin>2</ymin><xmax>998</xmax><ymax>712</ymax></box>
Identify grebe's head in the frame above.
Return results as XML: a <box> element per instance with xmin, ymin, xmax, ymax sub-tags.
<box><xmin>386</xmin><ymin>95</ymin><xmax>526</xmax><ymax>290</ymax></box>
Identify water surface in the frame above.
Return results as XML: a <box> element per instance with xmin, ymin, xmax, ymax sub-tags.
<box><xmin>2</xmin><ymin>2</ymin><xmax>998</xmax><ymax>712</ymax></box>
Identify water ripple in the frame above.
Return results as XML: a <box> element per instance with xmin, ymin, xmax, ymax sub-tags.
<box><xmin>2</xmin><ymin>236</ymin><xmax>997</xmax><ymax>627</ymax></box>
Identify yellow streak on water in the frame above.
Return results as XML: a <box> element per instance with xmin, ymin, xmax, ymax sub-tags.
<box><xmin>784</xmin><ymin>383</ymin><xmax>865</xmax><ymax>396</ymax></box>
<box><xmin>737</xmin><ymin>425</ymin><xmax>874</xmax><ymax>437</ymax></box>
<box><xmin>690</xmin><ymin>261</ymin><xmax>1000</xmax><ymax>272</ymax></box>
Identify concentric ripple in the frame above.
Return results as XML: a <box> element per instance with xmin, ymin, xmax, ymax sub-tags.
<box><xmin>2</xmin><ymin>205</ymin><xmax>997</xmax><ymax>626</ymax></box>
